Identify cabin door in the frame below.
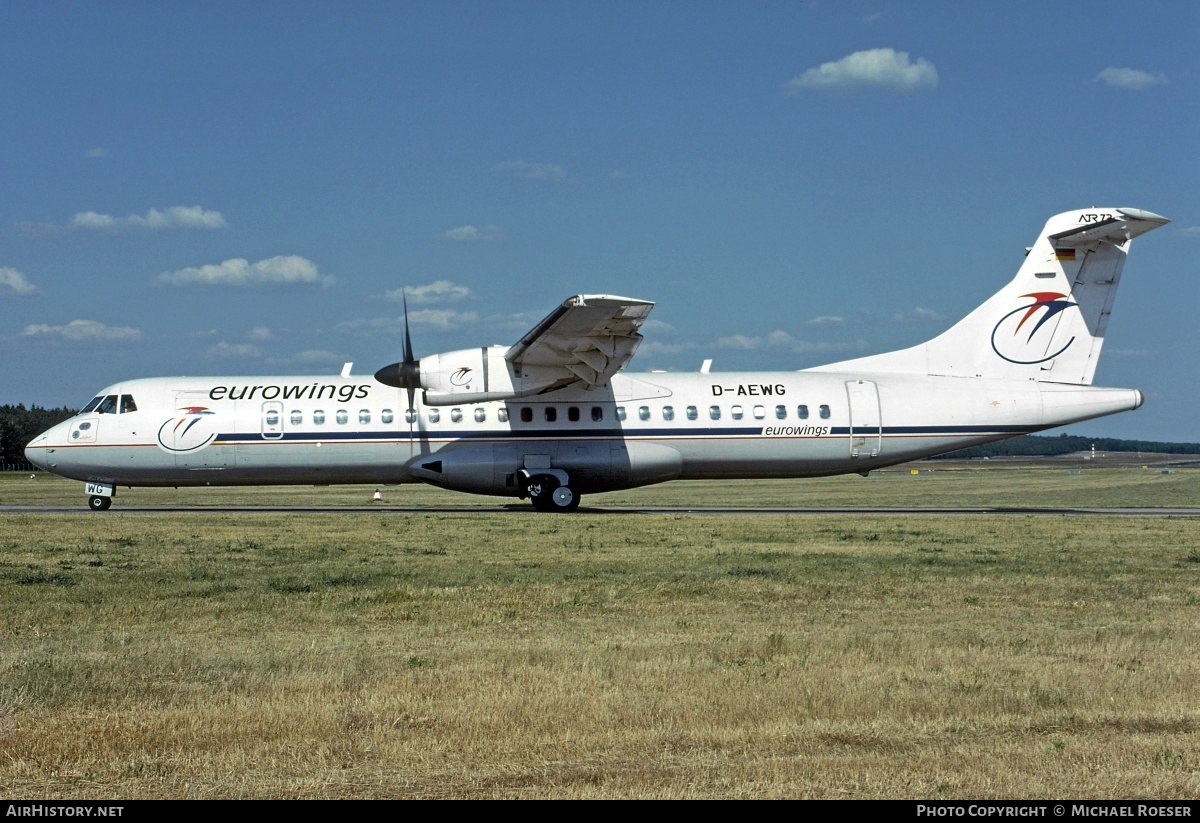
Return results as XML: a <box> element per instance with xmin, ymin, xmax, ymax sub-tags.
<box><xmin>845</xmin><ymin>380</ymin><xmax>882</xmax><ymax>459</ymax></box>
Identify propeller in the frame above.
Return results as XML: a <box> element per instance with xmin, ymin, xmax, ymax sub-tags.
<box><xmin>373</xmin><ymin>294</ymin><xmax>421</xmax><ymax>450</ymax></box>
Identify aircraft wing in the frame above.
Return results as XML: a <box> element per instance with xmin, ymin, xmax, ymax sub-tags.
<box><xmin>505</xmin><ymin>294</ymin><xmax>654</xmax><ymax>389</ymax></box>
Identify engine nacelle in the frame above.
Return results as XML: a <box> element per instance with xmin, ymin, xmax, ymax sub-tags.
<box><xmin>420</xmin><ymin>346</ymin><xmax>563</xmax><ymax>406</ymax></box>
<box><xmin>407</xmin><ymin>441</ymin><xmax>683</xmax><ymax>497</ymax></box>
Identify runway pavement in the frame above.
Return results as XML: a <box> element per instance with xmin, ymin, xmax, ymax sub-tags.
<box><xmin>4</xmin><ymin>504</ymin><xmax>1200</xmax><ymax>516</ymax></box>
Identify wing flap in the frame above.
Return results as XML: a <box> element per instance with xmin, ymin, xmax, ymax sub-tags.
<box><xmin>505</xmin><ymin>294</ymin><xmax>654</xmax><ymax>389</ymax></box>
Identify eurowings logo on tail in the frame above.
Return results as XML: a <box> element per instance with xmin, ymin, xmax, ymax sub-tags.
<box><xmin>156</xmin><ymin>406</ymin><xmax>219</xmax><ymax>453</ymax></box>
<box><xmin>990</xmin><ymin>292</ymin><xmax>1078</xmax><ymax>365</ymax></box>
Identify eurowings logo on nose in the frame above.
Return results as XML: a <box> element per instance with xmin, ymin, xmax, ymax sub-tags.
<box><xmin>156</xmin><ymin>406</ymin><xmax>218</xmax><ymax>453</ymax></box>
<box><xmin>990</xmin><ymin>292</ymin><xmax>1078</xmax><ymax>365</ymax></box>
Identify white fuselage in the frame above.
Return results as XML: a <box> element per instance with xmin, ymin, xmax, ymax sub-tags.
<box><xmin>24</xmin><ymin>370</ymin><xmax>1142</xmax><ymax>496</ymax></box>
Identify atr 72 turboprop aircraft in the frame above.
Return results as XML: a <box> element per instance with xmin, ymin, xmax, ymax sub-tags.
<box><xmin>26</xmin><ymin>207</ymin><xmax>1168</xmax><ymax>512</ymax></box>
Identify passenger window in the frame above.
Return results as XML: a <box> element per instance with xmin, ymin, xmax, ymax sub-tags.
<box><xmin>474</xmin><ymin>408</ymin><xmax>486</xmax><ymax>423</ymax></box>
<box><xmin>120</xmin><ymin>395</ymin><xmax>137</xmax><ymax>413</ymax></box>
<box><xmin>591</xmin><ymin>406</ymin><xmax>603</xmax><ymax>422</ymax></box>
<box><xmin>358</xmin><ymin>409</ymin><xmax>371</xmax><ymax>424</ymax></box>
<box><xmin>265</xmin><ymin>410</ymin><xmax>280</xmax><ymax>426</ymax></box>
<box><xmin>96</xmin><ymin>395</ymin><xmax>118</xmax><ymax>414</ymax></box>
<box><xmin>753</xmin><ymin>405</ymin><xmax>765</xmax><ymax>420</ymax></box>
<box><xmin>638</xmin><ymin>406</ymin><xmax>650</xmax><ymax>421</ymax></box>
<box><xmin>617</xmin><ymin>407</ymin><xmax>627</xmax><ymax>421</ymax></box>
<box><xmin>545</xmin><ymin>407</ymin><xmax>556</xmax><ymax>422</ymax></box>
<box><xmin>451</xmin><ymin>408</ymin><xmax>463</xmax><ymax>423</ymax></box>
<box><xmin>428</xmin><ymin>408</ymin><xmax>440</xmax><ymax>423</ymax></box>
<box><xmin>662</xmin><ymin>406</ymin><xmax>674</xmax><ymax>421</ymax></box>
<box><xmin>290</xmin><ymin>410</ymin><xmax>303</xmax><ymax>426</ymax></box>
<box><xmin>775</xmin><ymin>405</ymin><xmax>787</xmax><ymax>420</ymax></box>
<box><xmin>521</xmin><ymin>407</ymin><xmax>533</xmax><ymax>423</ymax></box>
<box><xmin>405</xmin><ymin>409</ymin><xmax>417</xmax><ymax>424</ymax></box>
<box><xmin>731</xmin><ymin>405</ymin><xmax>744</xmax><ymax>420</ymax></box>
<box><xmin>336</xmin><ymin>410</ymin><xmax>349</xmax><ymax>425</ymax></box>
<box><xmin>313</xmin><ymin>410</ymin><xmax>326</xmax><ymax>425</ymax></box>
<box><xmin>381</xmin><ymin>409</ymin><xmax>394</xmax><ymax>424</ymax></box>
<box><xmin>820</xmin><ymin>404</ymin><xmax>831</xmax><ymax>419</ymax></box>
<box><xmin>498</xmin><ymin>408</ymin><xmax>509</xmax><ymax>423</ymax></box>
<box><xmin>709</xmin><ymin>405</ymin><xmax>721</xmax><ymax>420</ymax></box>
<box><xmin>798</xmin><ymin>405</ymin><xmax>809</xmax><ymax>420</ymax></box>
<box><xmin>686</xmin><ymin>406</ymin><xmax>698</xmax><ymax>420</ymax></box>
<box><xmin>568</xmin><ymin>406</ymin><xmax>580</xmax><ymax>422</ymax></box>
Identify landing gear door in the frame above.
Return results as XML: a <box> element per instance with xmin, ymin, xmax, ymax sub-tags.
<box><xmin>846</xmin><ymin>380</ymin><xmax>881</xmax><ymax>459</ymax></box>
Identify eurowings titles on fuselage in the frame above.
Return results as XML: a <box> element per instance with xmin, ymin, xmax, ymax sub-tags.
<box><xmin>24</xmin><ymin>207</ymin><xmax>1170</xmax><ymax>511</ymax></box>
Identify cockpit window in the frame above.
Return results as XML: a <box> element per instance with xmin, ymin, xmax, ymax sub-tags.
<box><xmin>81</xmin><ymin>396</ymin><xmax>104</xmax><ymax>414</ymax></box>
<box><xmin>120</xmin><ymin>395</ymin><xmax>137</xmax><ymax>413</ymax></box>
<box><xmin>95</xmin><ymin>395</ymin><xmax>119</xmax><ymax>414</ymax></box>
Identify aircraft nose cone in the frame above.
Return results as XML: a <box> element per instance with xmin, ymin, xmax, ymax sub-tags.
<box><xmin>24</xmin><ymin>438</ymin><xmax>47</xmax><ymax>470</ymax></box>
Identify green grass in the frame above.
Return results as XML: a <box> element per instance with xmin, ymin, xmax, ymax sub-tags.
<box><xmin>1</xmin><ymin>501</ymin><xmax>1198</xmax><ymax>798</ymax></box>
<box><xmin>4</xmin><ymin>464</ymin><xmax>1200</xmax><ymax>509</ymax></box>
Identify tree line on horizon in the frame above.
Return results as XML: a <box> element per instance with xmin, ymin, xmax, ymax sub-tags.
<box><xmin>0</xmin><ymin>405</ymin><xmax>75</xmax><ymax>469</ymax></box>
<box><xmin>935</xmin><ymin>432</ymin><xmax>1200</xmax><ymax>460</ymax></box>
<box><xmin>0</xmin><ymin>403</ymin><xmax>1196</xmax><ymax>469</ymax></box>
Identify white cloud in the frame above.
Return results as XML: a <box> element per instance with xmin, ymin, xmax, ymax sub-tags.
<box><xmin>443</xmin><ymin>224</ymin><xmax>504</xmax><ymax>242</ymax></box>
<box><xmin>636</xmin><ymin>340</ymin><xmax>695</xmax><ymax>357</ymax></box>
<box><xmin>409</xmin><ymin>309</ymin><xmax>480</xmax><ymax>330</ymax></box>
<box><xmin>293</xmin><ymin>349</ymin><xmax>342</xmax><ymax>364</ymax></box>
<box><xmin>0</xmin><ymin>266</ymin><xmax>38</xmax><ymax>296</ymax></box>
<box><xmin>70</xmin><ymin>205</ymin><xmax>228</xmax><ymax>231</ymax></box>
<box><xmin>642</xmin><ymin>318</ymin><xmax>676</xmax><ymax>335</ymax></box>
<box><xmin>497</xmin><ymin>160</ymin><xmax>567</xmax><ymax>181</ymax></box>
<box><xmin>248</xmin><ymin>327</ymin><xmax>273</xmax><ymax>341</ymax></box>
<box><xmin>158</xmin><ymin>255</ymin><xmax>331</xmax><ymax>287</ymax></box>
<box><xmin>485</xmin><ymin>311</ymin><xmax>542</xmax><ymax>332</ymax></box>
<box><xmin>266</xmin><ymin>349</ymin><xmax>344</xmax><ymax>368</ymax></box>
<box><xmin>1093</xmin><ymin>67</ymin><xmax>1167</xmax><ymax>91</ymax></box>
<box><xmin>206</xmin><ymin>341</ymin><xmax>263</xmax><ymax>359</ymax></box>
<box><xmin>892</xmin><ymin>306</ymin><xmax>943</xmax><ymax>323</ymax></box>
<box><xmin>718</xmin><ymin>330</ymin><xmax>868</xmax><ymax>354</ymax></box>
<box><xmin>786</xmin><ymin>48</ymin><xmax>938</xmax><ymax>93</ymax></box>
<box><xmin>85</xmin><ymin>147</ymin><xmax>109</xmax><ymax>159</ymax></box>
<box><xmin>334</xmin><ymin>309</ymin><xmax>480</xmax><ymax>335</ymax></box>
<box><xmin>1177</xmin><ymin>226</ymin><xmax>1200</xmax><ymax>238</ymax></box>
<box><xmin>22</xmin><ymin>319</ymin><xmax>142</xmax><ymax>342</ymax></box>
<box><xmin>807</xmin><ymin>315</ymin><xmax>844</xmax><ymax>326</ymax></box>
<box><xmin>717</xmin><ymin>333</ymin><xmax>763</xmax><ymax>350</ymax></box>
<box><xmin>383</xmin><ymin>280</ymin><xmax>474</xmax><ymax>304</ymax></box>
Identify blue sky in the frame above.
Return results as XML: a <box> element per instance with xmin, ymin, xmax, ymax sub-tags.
<box><xmin>2</xmin><ymin>1</ymin><xmax>1196</xmax><ymax>441</ymax></box>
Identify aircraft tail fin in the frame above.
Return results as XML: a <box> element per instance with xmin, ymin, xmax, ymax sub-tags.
<box><xmin>807</xmin><ymin>208</ymin><xmax>1169</xmax><ymax>385</ymax></box>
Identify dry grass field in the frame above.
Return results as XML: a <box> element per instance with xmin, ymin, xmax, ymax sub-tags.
<box><xmin>1</xmin><ymin>468</ymin><xmax>1198</xmax><ymax>798</ymax></box>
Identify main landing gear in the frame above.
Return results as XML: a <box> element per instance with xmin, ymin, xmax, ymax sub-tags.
<box><xmin>524</xmin><ymin>473</ymin><xmax>581</xmax><ymax>513</ymax></box>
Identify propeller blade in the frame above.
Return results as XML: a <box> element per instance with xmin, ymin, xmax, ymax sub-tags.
<box><xmin>372</xmin><ymin>291</ymin><xmax>422</xmax><ymax>396</ymax></box>
<box><xmin>402</xmin><ymin>294</ymin><xmax>417</xmax><ymax>414</ymax></box>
